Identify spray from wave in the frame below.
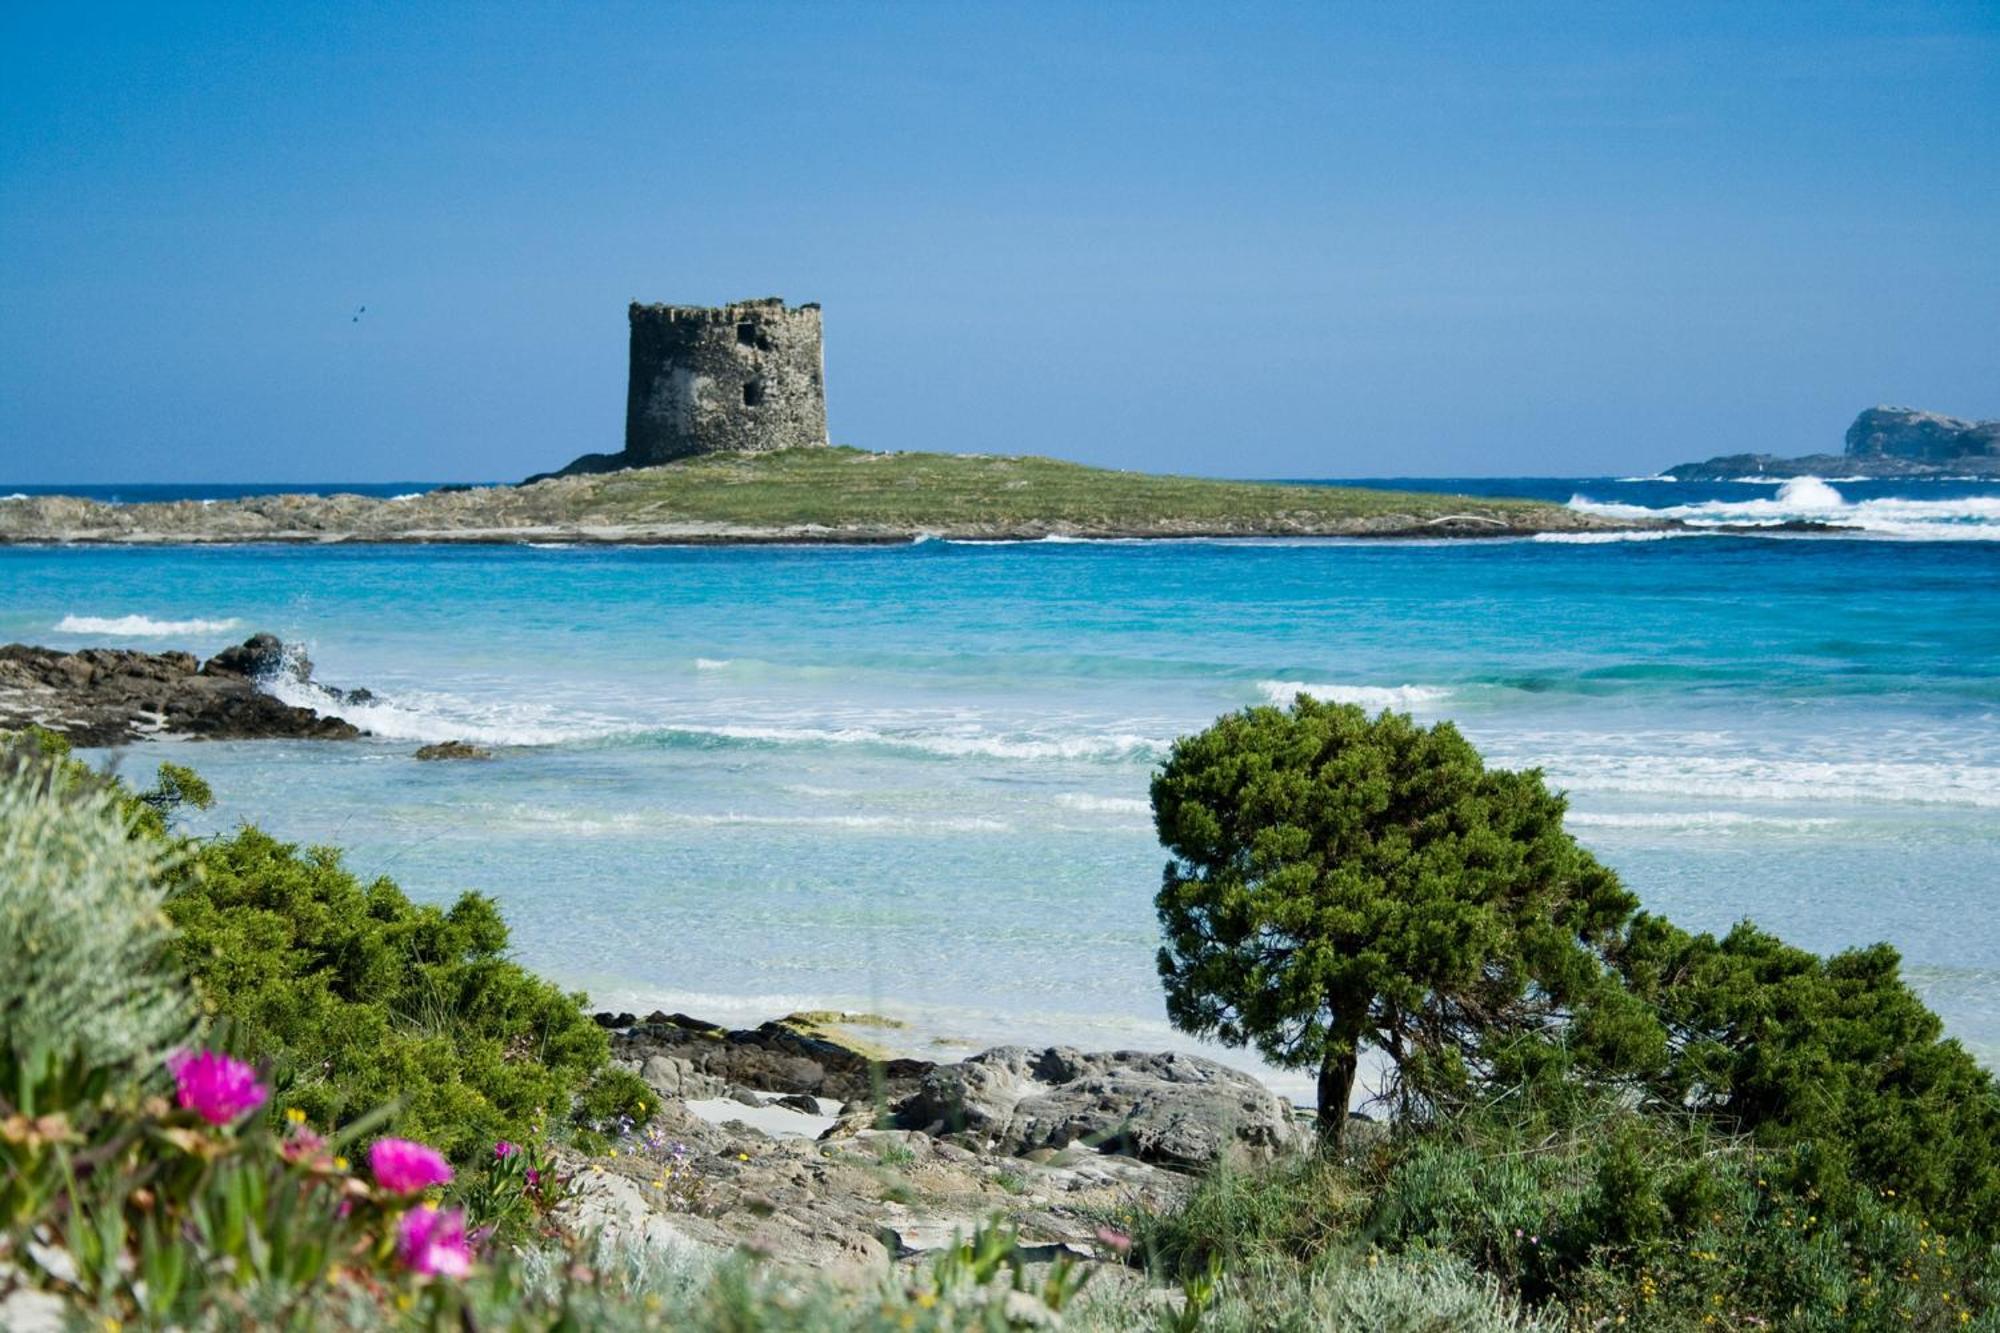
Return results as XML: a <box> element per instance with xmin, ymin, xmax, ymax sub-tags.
<box><xmin>1256</xmin><ymin>680</ymin><xmax>1451</xmax><ymax>711</ymax></box>
<box><xmin>1567</xmin><ymin>476</ymin><xmax>2000</xmax><ymax>539</ymax></box>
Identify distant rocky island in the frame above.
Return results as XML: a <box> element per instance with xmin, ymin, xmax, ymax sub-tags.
<box><xmin>1668</xmin><ymin>406</ymin><xmax>2000</xmax><ymax>480</ymax></box>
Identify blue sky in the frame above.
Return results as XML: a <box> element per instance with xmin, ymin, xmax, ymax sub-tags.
<box><xmin>2</xmin><ymin>3</ymin><xmax>1995</xmax><ymax>483</ymax></box>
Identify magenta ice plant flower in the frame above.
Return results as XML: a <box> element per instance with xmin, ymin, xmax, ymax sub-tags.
<box><xmin>168</xmin><ymin>1050</ymin><xmax>267</xmax><ymax>1125</ymax></box>
<box><xmin>369</xmin><ymin>1138</ymin><xmax>454</xmax><ymax>1194</ymax></box>
<box><xmin>396</xmin><ymin>1204</ymin><xmax>473</xmax><ymax>1278</ymax></box>
<box><xmin>493</xmin><ymin>1140</ymin><xmax>517</xmax><ymax>1159</ymax></box>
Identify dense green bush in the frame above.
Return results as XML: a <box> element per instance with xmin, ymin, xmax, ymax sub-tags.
<box><xmin>1152</xmin><ymin>697</ymin><xmax>1638</xmax><ymax>1143</ymax></box>
<box><xmin>1609</xmin><ymin>914</ymin><xmax>2000</xmax><ymax>1235</ymax></box>
<box><xmin>164</xmin><ymin>825</ymin><xmax>651</xmax><ymax>1162</ymax></box>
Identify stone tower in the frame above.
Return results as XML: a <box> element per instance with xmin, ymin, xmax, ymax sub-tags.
<box><xmin>624</xmin><ymin>298</ymin><xmax>828</xmax><ymax>462</ymax></box>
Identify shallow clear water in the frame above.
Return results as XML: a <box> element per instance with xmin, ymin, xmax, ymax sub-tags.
<box><xmin>5</xmin><ymin>481</ymin><xmax>1999</xmax><ymax>1099</ymax></box>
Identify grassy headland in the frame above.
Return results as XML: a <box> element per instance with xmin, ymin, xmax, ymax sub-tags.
<box><xmin>0</xmin><ymin>447</ymin><xmax>1631</xmax><ymax>544</ymax></box>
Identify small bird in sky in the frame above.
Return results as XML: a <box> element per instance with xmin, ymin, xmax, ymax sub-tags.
<box><xmin>352</xmin><ymin>305</ymin><xmax>366</xmax><ymax>323</ymax></box>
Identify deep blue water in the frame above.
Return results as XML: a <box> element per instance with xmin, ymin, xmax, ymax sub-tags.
<box><xmin>3</xmin><ymin>476</ymin><xmax>1998</xmax><ymax>1096</ymax></box>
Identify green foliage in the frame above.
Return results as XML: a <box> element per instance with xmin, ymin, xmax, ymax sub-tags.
<box><xmin>0</xmin><ymin>747</ymin><xmax>195</xmax><ymax>1078</ymax></box>
<box><xmin>1358</xmin><ymin>1092</ymin><xmax>2000</xmax><ymax>1330</ymax></box>
<box><xmin>1151</xmin><ymin>698</ymin><xmax>1637</xmax><ymax>1141</ymax></box>
<box><xmin>163</xmin><ymin>826</ymin><xmax>613</xmax><ymax>1162</ymax></box>
<box><xmin>1609</xmin><ymin>913</ymin><xmax>2000</xmax><ymax>1236</ymax></box>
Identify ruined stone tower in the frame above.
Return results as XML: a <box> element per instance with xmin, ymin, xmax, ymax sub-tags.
<box><xmin>624</xmin><ymin>298</ymin><xmax>827</xmax><ymax>462</ymax></box>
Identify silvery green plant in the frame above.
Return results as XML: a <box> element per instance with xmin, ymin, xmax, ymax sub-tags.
<box><xmin>0</xmin><ymin>758</ymin><xmax>195</xmax><ymax>1073</ymax></box>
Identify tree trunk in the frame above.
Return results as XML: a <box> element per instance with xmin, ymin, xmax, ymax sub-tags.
<box><xmin>1316</xmin><ymin>1044</ymin><xmax>1358</xmax><ymax>1151</ymax></box>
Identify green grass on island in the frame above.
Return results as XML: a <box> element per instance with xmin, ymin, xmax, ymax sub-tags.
<box><xmin>0</xmin><ymin>447</ymin><xmax>1624</xmax><ymax>543</ymax></box>
<box><xmin>558</xmin><ymin>447</ymin><xmax>1590</xmax><ymax>538</ymax></box>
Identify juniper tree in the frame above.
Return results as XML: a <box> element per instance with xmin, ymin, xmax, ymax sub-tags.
<box><xmin>1151</xmin><ymin>697</ymin><xmax>1636</xmax><ymax>1147</ymax></box>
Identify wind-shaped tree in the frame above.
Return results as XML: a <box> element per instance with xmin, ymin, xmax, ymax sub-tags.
<box><xmin>1151</xmin><ymin>697</ymin><xmax>1636</xmax><ymax>1147</ymax></box>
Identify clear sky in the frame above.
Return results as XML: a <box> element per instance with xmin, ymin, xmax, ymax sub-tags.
<box><xmin>2</xmin><ymin>2</ymin><xmax>1995</xmax><ymax>483</ymax></box>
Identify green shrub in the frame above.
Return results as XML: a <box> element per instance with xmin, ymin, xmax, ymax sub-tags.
<box><xmin>1610</xmin><ymin>914</ymin><xmax>2000</xmax><ymax>1236</ymax></box>
<box><xmin>163</xmin><ymin>825</ymin><xmax>616</xmax><ymax>1162</ymax></box>
<box><xmin>0</xmin><ymin>749</ymin><xmax>195</xmax><ymax>1075</ymax></box>
<box><xmin>1151</xmin><ymin>698</ymin><xmax>1638</xmax><ymax>1143</ymax></box>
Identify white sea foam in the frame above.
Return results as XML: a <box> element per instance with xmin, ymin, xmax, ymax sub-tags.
<box><xmin>1533</xmin><ymin>753</ymin><xmax>2000</xmax><ymax>809</ymax></box>
<box><xmin>1054</xmin><ymin>792</ymin><xmax>1153</xmax><ymax>815</ymax></box>
<box><xmin>500</xmin><ymin>806</ymin><xmax>1012</xmax><ymax>835</ymax></box>
<box><xmin>693</xmin><ymin>658</ymin><xmax>732</xmax><ymax>670</ymax></box>
<box><xmin>259</xmin><ymin>671</ymin><xmax>1169</xmax><ymax>761</ymax></box>
<box><xmin>260</xmin><ymin>674</ymin><xmax>621</xmax><ymax>746</ymax></box>
<box><xmin>666</xmin><ymin>721</ymin><xmax>1169</xmax><ymax>763</ymax></box>
<box><xmin>2</xmin><ymin>493</ymin><xmax>28</xmax><ymax>501</ymax></box>
<box><xmin>56</xmin><ymin>614</ymin><xmax>244</xmax><ymax>636</ymax></box>
<box><xmin>1566</xmin><ymin>811</ymin><xmax>1843</xmax><ymax>833</ymax></box>
<box><xmin>1256</xmin><ymin>680</ymin><xmax>1452</xmax><ymax>710</ymax></box>
<box><xmin>1533</xmin><ymin>530</ymin><xmax>1705</xmax><ymax>544</ymax></box>
<box><xmin>1568</xmin><ymin>476</ymin><xmax>2000</xmax><ymax>539</ymax></box>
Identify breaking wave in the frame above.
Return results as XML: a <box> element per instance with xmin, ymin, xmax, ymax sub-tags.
<box><xmin>259</xmin><ymin>670</ymin><xmax>1170</xmax><ymax>762</ymax></box>
<box><xmin>1256</xmin><ymin>680</ymin><xmax>1452</xmax><ymax>711</ymax></box>
<box><xmin>1567</xmin><ymin>476</ymin><xmax>2000</xmax><ymax>539</ymax></box>
<box><xmin>55</xmin><ymin>613</ymin><xmax>243</xmax><ymax>636</ymax></box>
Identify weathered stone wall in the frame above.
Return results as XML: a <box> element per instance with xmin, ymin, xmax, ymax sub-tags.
<box><xmin>625</xmin><ymin>298</ymin><xmax>827</xmax><ymax>463</ymax></box>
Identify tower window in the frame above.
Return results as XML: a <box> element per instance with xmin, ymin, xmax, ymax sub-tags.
<box><xmin>736</xmin><ymin>321</ymin><xmax>757</xmax><ymax>346</ymax></box>
<box><xmin>743</xmin><ymin>379</ymin><xmax>766</xmax><ymax>407</ymax></box>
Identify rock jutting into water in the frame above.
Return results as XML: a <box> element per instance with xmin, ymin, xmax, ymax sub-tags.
<box><xmin>0</xmin><ymin>632</ymin><xmax>363</xmax><ymax>746</ymax></box>
<box><xmin>1668</xmin><ymin>405</ymin><xmax>2000</xmax><ymax>480</ymax></box>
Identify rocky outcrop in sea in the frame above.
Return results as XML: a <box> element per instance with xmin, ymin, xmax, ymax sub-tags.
<box><xmin>1669</xmin><ymin>406</ymin><xmax>2000</xmax><ymax>480</ymax></box>
<box><xmin>0</xmin><ymin>633</ymin><xmax>364</xmax><ymax>746</ymax></box>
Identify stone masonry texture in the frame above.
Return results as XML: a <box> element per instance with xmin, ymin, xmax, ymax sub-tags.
<box><xmin>625</xmin><ymin>298</ymin><xmax>828</xmax><ymax>462</ymax></box>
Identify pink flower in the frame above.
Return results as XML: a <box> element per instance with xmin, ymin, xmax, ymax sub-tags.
<box><xmin>280</xmin><ymin>1126</ymin><xmax>328</xmax><ymax>1164</ymax></box>
<box><xmin>369</xmin><ymin>1138</ymin><xmax>454</xmax><ymax>1194</ymax></box>
<box><xmin>168</xmin><ymin>1050</ymin><xmax>266</xmax><ymax>1125</ymax></box>
<box><xmin>396</xmin><ymin>1205</ymin><xmax>472</xmax><ymax>1278</ymax></box>
<box><xmin>493</xmin><ymin>1140</ymin><xmax>517</xmax><ymax>1159</ymax></box>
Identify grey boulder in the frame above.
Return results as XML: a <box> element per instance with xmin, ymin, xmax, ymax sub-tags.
<box><xmin>895</xmin><ymin>1046</ymin><xmax>1301</xmax><ymax>1169</ymax></box>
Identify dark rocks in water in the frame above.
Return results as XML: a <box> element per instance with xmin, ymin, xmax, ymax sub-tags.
<box><xmin>414</xmin><ymin>740</ymin><xmax>492</xmax><ymax>761</ymax></box>
<box><xmin>0</xmin><ymin>634</ymin><xmax>363</xmax><ymax>746</ymax></box>
<box><xmin>894</xmin><ymin>1046</ymin><xmax>1303</xmax><ymax>1170</ymax></box>
<box><xmin>200</xmin><ymin>632</ymin><xmax>298</xmax><ymax>681</ymax></box>
<box><xmin>1668</xmin><ymin>406</ymin><xmax>2000</xmax><ymax>480</ymax></box>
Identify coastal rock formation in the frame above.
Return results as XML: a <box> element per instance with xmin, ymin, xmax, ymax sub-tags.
<box><xmin>895</xmin><ymin>1046</ymin><xmax>1303</xmax><ymax>1169</ymax></box>
<box><xmin>1845</xmin><ymin>406</ymin><xmax>2000</xmax><ymax>463</ymax></box>
<box><xmin>0</xmin><ymin>633</ymin><xmax>362</xmax><ymax>746</ymax></box>
<box><xmin>413</xmin><ymin>740</ymin><xmax>491</xmax><ymax>761</ymax></box>
<box><xmin>604</xmin><ymin>1011</ymin><xmax>934</xmax><ymax>1106</ymax></box>
<box><xmin>1668</xmin><ymin>406</ymin><xmax>2000</xmax><ymax>480</ymax></box>
<box><xmin>575</xmin><ymin>1013</ymin><xmax>1309</xmax><ymax>1276</ymax></box>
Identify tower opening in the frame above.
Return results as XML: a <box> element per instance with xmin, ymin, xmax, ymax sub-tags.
<box><xmin>743</xmin><ymin>379</ymin><xmax>766</xmax><ymax>408</ymax></box>
<box><xmin>736</xmin><ymin>321</ymin><xmax>757</xmax><ymax>346</ymax></box>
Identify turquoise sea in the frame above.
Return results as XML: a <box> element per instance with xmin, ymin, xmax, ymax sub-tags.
<box><xmin>5</xmin><ymin>474</ymin><xmax>1998</xmax><ymax>1099</ymax></box>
